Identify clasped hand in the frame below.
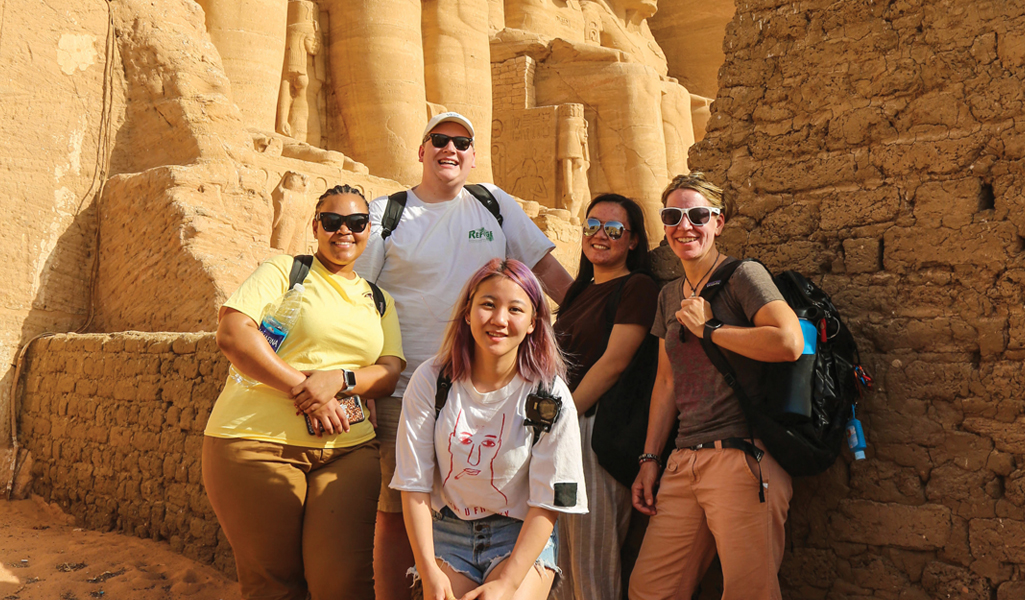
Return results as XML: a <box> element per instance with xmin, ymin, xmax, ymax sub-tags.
<box><xmin>675</xmin><ymin>296</ymin><xmax>713</xmax><ymax>338</ymax></box>
<box><xmin>290</xmin><ymin>370</ymin><xmax>376</xmax><ymax>436</ymax></box>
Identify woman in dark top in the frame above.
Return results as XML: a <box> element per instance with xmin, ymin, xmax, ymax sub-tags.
<box><xmin>552</xmin><ymin>194</ymin><xmax>658</xmax><ymax>600</ymax></box>
<box><xmin>629</xmin><ymin>173</ymin><xmax>803</xmax><ymax>600</ymax></box>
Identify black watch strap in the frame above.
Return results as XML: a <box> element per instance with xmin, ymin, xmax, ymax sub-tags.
<box><xmin>704</xmin><ymin>318</ymin><xmax>724</xmax><ymax>342</ymax></box>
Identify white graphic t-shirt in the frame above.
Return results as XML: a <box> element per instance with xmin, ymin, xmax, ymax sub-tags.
<box><xmin>391</xmin><ymin>358</ymin><xmax>588</xmax><ymax>521</ymax></box>
<box><xmin>353</xmin><ymin>185</ymin><xmax>556</xmax><ymax>397</ymax></box>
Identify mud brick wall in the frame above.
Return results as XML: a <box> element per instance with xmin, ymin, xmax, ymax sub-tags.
<box><xmin>690</xmin><ymin>0</ymin><xmax>1025</xmax><ymax>597</ymax></box>
<box><xmin>16</xmin><ymin>332</ymin><xmax>236</xmax><ymax>575</ymax></box>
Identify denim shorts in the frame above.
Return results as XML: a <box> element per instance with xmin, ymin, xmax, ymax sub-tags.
<box><xmin>413</xmin><ymin>506</ymin><xmax>560</xmax><ymax>586</ymax></box>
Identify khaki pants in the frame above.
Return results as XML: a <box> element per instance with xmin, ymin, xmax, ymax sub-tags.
<box><xmin>202</xmin><ymin>436</ymin><xmax>381</xmax><ymax>600</ymax></box>
<box><xmin>628</xmin><ymin>442</ymin><xmax>792</xmax><ymax>600</ymax></box>
<box><xmin>374</xmin><ymin>395</ymin><xmax>404</xmax><ymax>513</ymax></box>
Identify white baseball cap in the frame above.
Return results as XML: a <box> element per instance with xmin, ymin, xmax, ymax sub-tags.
<box><xmin>422</xmin><ymin>112</ymin><xmax>475</xmax><ymax>140</ymax></box>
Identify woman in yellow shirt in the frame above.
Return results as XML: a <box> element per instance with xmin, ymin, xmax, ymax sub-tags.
<box><xmin>202</xmin><ymin>185</ymin><xmax>405</xmax><ymax>600</ymax></box>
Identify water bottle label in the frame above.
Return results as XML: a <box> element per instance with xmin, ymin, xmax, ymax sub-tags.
<box><xmin>846</xmin><ymin>423</ymin><xmax>860</xmax><ymax>449</ymax></box>
<box><xmin>261</xmin><ymin>321</ymin><xmax>287</xmax><ymax>351</ymax></box>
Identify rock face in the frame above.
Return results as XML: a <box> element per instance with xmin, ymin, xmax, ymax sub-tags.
<box><xmin>3</xmin><ymin>0</ymin><xmax>721</xmax><ymax>441</ymax></box>
<box><xmin>15</xmin><ymin>0</ymin><xmax>1025</xmax><ymax>597</ymax></box>
<box><xmin>687</xmin><ymin>0</ymin><xmax>1025</xmax><ymax>597</ymax></box>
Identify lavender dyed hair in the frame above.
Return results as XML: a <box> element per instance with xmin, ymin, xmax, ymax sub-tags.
<box><xmin>437</xmin><ymin>258</ymin><xmax>566</xmax><ymax>386</ymax></box>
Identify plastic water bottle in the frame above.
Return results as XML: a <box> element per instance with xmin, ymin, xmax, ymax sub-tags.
<box><xmin>846</xmin><ymin>406</ymin><xmax>867</xmax><ymax>460</ymax></box>
<box><xmin>230</xmin><ymin>283</ymin><xmax>305</xmax><ymax>387</ymax></box>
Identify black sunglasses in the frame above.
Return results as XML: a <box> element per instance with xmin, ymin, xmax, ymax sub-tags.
<box><xmin>582</xmin><ymin>218</ymin><xmax>630</xmax><ymax>240</ymax></box>
<box><xmin>317</xmin><ymin>212</ymin><xmax>370</xmax><ymax>233</ymax></box>
<box><xmin>424</xmin><ymin>133</ymin><xmax>473</xmax><ymax>151</ymax></box>
<box><xmin>659</xmin><ymin>206</ymin><xmax>722</xmax><ymax>227</ymax></box>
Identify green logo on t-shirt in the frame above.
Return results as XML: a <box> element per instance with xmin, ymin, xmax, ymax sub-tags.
<box><xmin>468</xmin><ymin>227</ymin><xmax>494</xmax><ymax>242</ymax></box>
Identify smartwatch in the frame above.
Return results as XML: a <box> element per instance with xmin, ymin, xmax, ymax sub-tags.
<box><xmin>704</xmin><ymin>318</ymin><xmax>724</xmax><ymax>342</ymax></box>
<box><xmin>338</xmin><ymin>369</ymin><xmax>357</xmax><ymax>395</ymax></box>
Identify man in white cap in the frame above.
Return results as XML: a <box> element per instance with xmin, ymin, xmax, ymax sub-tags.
<box><xmin>354</xmin><ymin>111</ymin><xmax>573</xmax><ymax>599</ymax></box>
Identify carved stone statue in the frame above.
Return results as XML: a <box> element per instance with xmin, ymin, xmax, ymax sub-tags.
<box><xmin>196</xmin><ymin>0</ymin><xmax>288</xmax><ymax>131</ymax></box>
<box><xmin>556</xmin><ymin>104</ymin><xmax>591</xmax><ymax>224</ymax></box>
<box><xmin>276</xmin><ymin>0</ymin><xmax>324</xmax><ymax>146</ymax></box>
<box><xmin>494</xmin><ymin>0</ymin><xmax>697</xmax><ymax>243</ymax></box>
<box><xmin>271</xmin><ymin>171</ymin><xmax>311</xmax><ymax>254</ymax></box>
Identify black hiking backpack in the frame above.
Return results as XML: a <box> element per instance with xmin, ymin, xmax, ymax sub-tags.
<box><xmin>699</xmin><ymin>260</ymin><xmax>873</xmax><ymax>478</ymax></box>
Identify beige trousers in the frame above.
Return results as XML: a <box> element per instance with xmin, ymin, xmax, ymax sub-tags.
<box><xmin>628</xmin><ymin>442</ymin><xmax>792</xmax><ymax>600</ymax></box>
<box><xmin>202</xmin><ymin>436</ymin><xmax>381</xmax><ymax>600</ymax></box>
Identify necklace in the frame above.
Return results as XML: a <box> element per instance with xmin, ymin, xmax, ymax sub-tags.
<box><xmin>682</xmin><ymin>251</ymin><xmax>722</xmax><ymax>298</ymax></box>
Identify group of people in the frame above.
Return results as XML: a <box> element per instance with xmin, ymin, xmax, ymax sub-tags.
<box><xmin>201</xmin><ymin>111</ymin><xmax>805</xmax><ymax>600</ymax></box>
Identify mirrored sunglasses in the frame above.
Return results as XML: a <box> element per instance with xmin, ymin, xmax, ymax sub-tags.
<box><xmin>425</xmin><ymin>133</ymin><xmax>473</xmax><ymax>151</ymax></box>
<box><xmin>582</xmin><ymin>218</ymin><xmax>629</xmax><ymax>240</ymax></box>
<box><xmin>317</xmin><ymin>212</ymin><xmax>370</xmax><ymax>233</ymax></box>
<box><xmin>659</xmin><ymin>206</ymin><xmax>722</xmax><ymax>227</ymax></box>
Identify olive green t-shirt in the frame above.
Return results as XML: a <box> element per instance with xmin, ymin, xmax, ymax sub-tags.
<box><xmin>651</xmin><ymin>259</ymin><xmax>783</xmax><ymax>449</ymax></box>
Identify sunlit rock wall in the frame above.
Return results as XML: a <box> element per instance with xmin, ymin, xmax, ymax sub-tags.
<box><xmin>691</xmin><ymin>0</ymin><xmax>1025</xmax><ymax>597</ymax></box>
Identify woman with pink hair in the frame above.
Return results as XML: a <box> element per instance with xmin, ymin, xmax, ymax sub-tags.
<box><xmin>392</xmin><ymin>259</ymin><xmax>588</xmax><ymax>600</ymax></box>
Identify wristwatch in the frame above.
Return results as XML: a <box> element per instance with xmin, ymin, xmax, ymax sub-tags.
<box><xmin>336</xmin><ymin>369</ymin><xmax>357</xmax><ymax>397</ymax></box>
<box><xmin>704</xmin><ymin>318</ymin><xmax>724</xmax><ymax>342</ymax></box>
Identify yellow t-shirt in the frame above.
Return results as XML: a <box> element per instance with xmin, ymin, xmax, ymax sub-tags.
<box><xmin>204</xmin><ymin>254</ymin><xmax>404</xmax><ymax>449</ymax></box>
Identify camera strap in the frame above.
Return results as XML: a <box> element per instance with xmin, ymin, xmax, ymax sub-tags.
<box><xmin>434</xmin><ymin>372</ymin><xmax>560</xmax><ymax>447</ymax></box>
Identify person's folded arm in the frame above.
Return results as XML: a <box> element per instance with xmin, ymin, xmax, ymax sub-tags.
<box><xmin>677</xmin><ymin>298</ymin><xmax>803</xmax><ymax>363</ymax></box>
<box><xmin>216</xmin><ymin>307</ymin><xmax>306</xmax><ymax>393</ymax></box>
<box><xmin>570</xmin><ymin>323</ymin><xmax>647</xmax><ymax>414</ymax></box>
<box><xmin>293</xmin><ymin>355</ymin><xmax>405</xmax><ymax>415</ymax></box>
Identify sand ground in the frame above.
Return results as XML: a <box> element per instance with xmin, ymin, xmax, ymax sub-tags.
<box><xmin>0</xmin><ymin>496</ymin><xmax>240</xmax><ymax>600</ymax></box>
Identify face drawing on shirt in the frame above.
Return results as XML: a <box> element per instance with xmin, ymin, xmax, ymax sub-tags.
<box><xmin>444</xmin><ymin>410</ymin><xmax>508</xmax><ymax>504</ymax></box>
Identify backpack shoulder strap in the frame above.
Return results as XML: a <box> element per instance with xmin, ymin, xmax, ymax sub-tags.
<box><xmin>367</xmin><ymin>281</ymin><xmax>387</xmax><ymax>316</ymax></box>
<box><xmin>699</xmin><ymin>258</ymin><xmax>748</xmax><ymax>304</ymax></box>
<box><xmin>381</xmin><ymin>191</ymin><xmax>408</xmax><ymax>240</ymax></box>
<box><xmin>602</xmin><ymin>273</ymin><xmax>634</xmax><ymax>336</ymax></box>
<box><xmin>289</xmin><ymin>254</ymin><xmax>314</xmax><ymax>289</ymax></box>
<box><xmin>435</xmin><ymin>372</ymin><xmax>453</xmax><ymax>418</ymax></box>
<box><xmin>465</xmin><ymin>183</ymin><xmax>504</xmax><ymax>227</ymax></box>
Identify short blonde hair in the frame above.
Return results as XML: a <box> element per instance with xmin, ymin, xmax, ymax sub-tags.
<box><xmin>660</xmin><ymin>172</ymin><xmax>734</xmax><ymax>222</ymax></box>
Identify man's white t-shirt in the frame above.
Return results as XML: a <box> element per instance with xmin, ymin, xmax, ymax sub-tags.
<box><xmin>353</xmin><ymin>184</ymin><xmax>556</xmax><ymax>396</ymax></box>
<box><xmin>390</xmin><ymin>358</ymin><xmax>588</xmax><ymax>521</ymax></box>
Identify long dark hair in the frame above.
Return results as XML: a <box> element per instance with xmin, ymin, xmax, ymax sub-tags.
<box><xmin>560</xmin><ymin>194</ymin><xmax>650</xmax><ymax>313</ymax></box>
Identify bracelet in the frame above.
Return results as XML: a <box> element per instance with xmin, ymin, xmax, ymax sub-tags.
<box><xmin>638</xmin><ymin>453</ymin><xmax>662</xmax><ymax>468</ymax></box>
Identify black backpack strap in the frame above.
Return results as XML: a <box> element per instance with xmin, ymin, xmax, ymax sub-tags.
<box><xmin>381</xmin><ymin>191</ymin><xmax>408</xmax><ymax>240</ymax></box>
<box><xmin>289</xmin><ymin>254</ymin><xmax>314</xmax><ymax>289</ymax></box>
<box><xmin>435</xmin><ymin>372</ymin><xmax>453</xmax><ymax>418</ymax></box>
<box><xmin>602</xmin><ymin>274</ymin><xmax>633</xmax><ymax>334</ymax></box>
<box><xmin>367</xmin><ymin>281</ymin><xmax>387</xmax><ymax>316</ymax></box>
<box><xmin>465</xmin><ymin>184</ymin><xmax>504</xmax><ymax>227</ymax></box>
<box><xmin>582</xmin><ymin>273</ymin><xmax>635</xmax><ymax>418</ymax></box>
<box><xmin>697</xmin><ymin>258</ymin><xmax>766</xmax><ymax>502</ymax></box>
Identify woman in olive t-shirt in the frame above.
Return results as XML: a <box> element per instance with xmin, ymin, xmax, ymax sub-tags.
<box><xmin>552</xmin><ymin>194</ymin><xmax>658</xmax><ymax>600</ymax></box>
<box><xmin>629</xmin><ymin>173</ymin><xmax>804</xmax><ymax>600</ymax></box>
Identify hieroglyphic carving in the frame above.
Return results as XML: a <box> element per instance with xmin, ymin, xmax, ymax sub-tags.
<box><xmin>491</xmin><ymin>107</ymin><xmax>559</xmax><ymax>207</ymax></box>
<box><xmin>556</xmin><ymin>103</ymin><xmax>590</xmax><ymax>224</ymax></box>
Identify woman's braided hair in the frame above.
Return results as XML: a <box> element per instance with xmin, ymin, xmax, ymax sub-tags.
<box><xmin>316</xmin><ymin>184</ymin><xmax>368</xmax><ymax>211</ymax></box>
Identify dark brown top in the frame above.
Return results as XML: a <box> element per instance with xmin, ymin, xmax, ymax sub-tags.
<box><xmin>651</xmin><ymin>259</ymin><xmax>784</xmax><ymax>449</ymax></box>
<box><xmin>554</xmin><ymin>273</ymin><xmax>659</xmax><ymax>392</ymax></box>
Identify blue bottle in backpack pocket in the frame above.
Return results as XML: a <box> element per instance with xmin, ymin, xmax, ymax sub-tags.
<box><xmin>764</xmin><ymin>308</ymin><xmax>819</xmax><ymax>421</ymax></box>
